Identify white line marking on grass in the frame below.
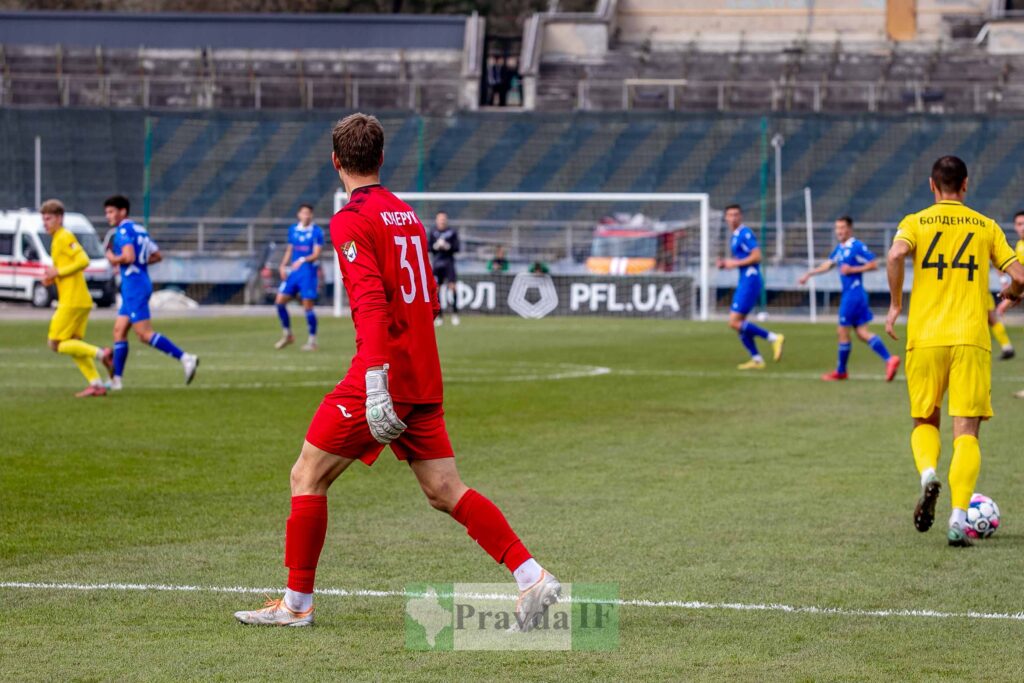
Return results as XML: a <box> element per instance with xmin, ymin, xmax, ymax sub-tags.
<box><xmin>3</xmin><ymin>581</ymin><xmax>1024</xmax><ymax>623</ymax></box>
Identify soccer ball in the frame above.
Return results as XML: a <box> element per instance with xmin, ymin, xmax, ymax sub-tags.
<box><xmin>965</xmin><ymin>493</ymin><xmax>1001</xmax><ymax>539</ymax></box>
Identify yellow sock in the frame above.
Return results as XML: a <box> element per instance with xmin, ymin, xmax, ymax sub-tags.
<box><xmin>57</xmin><ymin>340</ymin><xmax>100</xmax><ymax>384</ymax></box>
<box><xmin>991</xmin><ymin>321</ymin><xmax>1011</xmax><ymax>348</ymax></box>
<box><xmin>911</xmin><ymin>424</ymin><xmax>941</xmax><ymax>475</ymax></box>
<box><xmin>949</xmin><ymin>435</ymin><xmax>981</xmax><ymax>511</ymax></box>
<box><xmin>57</xmin><ymin>339</ymin><xmax>99</xmax><ymax>359</ymax></box>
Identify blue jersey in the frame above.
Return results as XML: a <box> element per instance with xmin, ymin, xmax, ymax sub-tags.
<box><xmin>828</xmin><ymin>238</ymin><xmax>876</xmax><ymax>295</ymax></box>
<box><xmin>730</xmin><ymin>225</ymin><xmax>761</xmax><ymax>281</ymax></box>
<box><xmin>111</xmin><ymin>220</ymin><xmax>156</xmax><ymax>285</ymax></box>
<box><xmin>288</xmin><ymin>223</ymin><xmax>324</xmax><ymax>277</ymax></box>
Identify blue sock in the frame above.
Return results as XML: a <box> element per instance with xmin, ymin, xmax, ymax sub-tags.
<box><xmin>113</xmin><ymin>341</ymin><xmax>129</xmax><ymax>377</ymax></box>
<box><xmin>150</xmin><ymin>332</ymin><xmax>184</xmax><ymax>360</ymax></box>
<box><xmin>277</xmin><ymin>304</ymin><xmax>291</xmax><ymax>331</ymax></box>
<box><xmin>867</xmin><ymin>335</ymin><xmax>892</xmax><ymax>362</ymax></box>
<box><xmin>306</xmin><ymin>309</ymin><xmax>317</xmax><ymax>336</ymax></box>
<box><xmin>837</xmin><ymin>342</ymin><xmax>852</xmax><ymax>374</ymax></box>
<box><xmin>740</xmin><ymin>321</ymin><xmax>770</xmax><ymax>339</ymax></box>
<box><xmin>739</xmin><ymin>331</ymin><xmax>760</xmax><ymax>357</ymax></box>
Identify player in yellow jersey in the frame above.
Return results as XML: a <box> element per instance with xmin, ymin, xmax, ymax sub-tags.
<box><xmin>39</xmin><ymin>199</ymin><xmax>113</xmax><ymax>397</ymax></box>
<box><xmin>885</xmin><ymin>156</ymin><xmax>1024</xmax><ymax>547</ymax></box>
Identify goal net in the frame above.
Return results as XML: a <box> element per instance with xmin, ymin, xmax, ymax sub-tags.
<box><xmin>331</xmin><ymin>191</ymin><xmax>712</xmax><ymax>321</ymax></box>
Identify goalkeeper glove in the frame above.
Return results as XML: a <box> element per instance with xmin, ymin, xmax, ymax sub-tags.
<box><xmin>365</xmin><ymin>365</ymin><xmax>407</xmax><ymax>444</ymax></box>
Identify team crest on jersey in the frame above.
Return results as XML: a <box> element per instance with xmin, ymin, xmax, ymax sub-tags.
<box><xmin>342</xmin><ymin>240</ymin><xmax>357</xmax><ymax>262</ymax></box>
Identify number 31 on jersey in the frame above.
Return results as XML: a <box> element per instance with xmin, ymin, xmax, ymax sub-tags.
<box><xmin>395</xmin><ymin>235</ymin><xmax>430</xmax><ymax>304</ymax></box>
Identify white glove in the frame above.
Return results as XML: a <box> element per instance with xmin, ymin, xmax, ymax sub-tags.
<box><xmin>433</xmin><ymin>238</ymin><xmax>450</xmax><ymax>252</ymax></box>
<box><xmin>365</xmin><ymin>365</ymin><xmax>407</xmax><ymax>444</ymax></box>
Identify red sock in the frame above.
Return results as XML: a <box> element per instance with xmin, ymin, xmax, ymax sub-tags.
<box><xmin>451</xmin><ymin>489</ymin><xmax>532</xmax><ymax>572</ymax></box>
<box><xmin>284</xmin><ymin>495</ymin><xmax>328</xmax><ymax>593</ymax></box>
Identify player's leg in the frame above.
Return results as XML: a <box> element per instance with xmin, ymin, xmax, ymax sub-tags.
<box><xmin>732</xmin><ymin>281</ymin><xmax>783</xmax><ymax>364</ymax></box>
<box><xmin>989</xmin><ymin>307</ymin><xmax>1014</xmax><ymax>359</ymax></box>
<box><xmin>299</xmin><ymin>274</ymin><xmax>319</xmax><ymax>352</ymax></box>
<box><xmin>110</xmin><ymin>314</ymin><xmax>131</xmax><ymax>390</ymax></box>
<box><xmin>824</xmin><ymin>325</ymin><xmax>852</xmax><ymax>381</ymax></box>
<box><xmin>729</xmin><ymin>311</ymin><xmax>762</xmax><ymax>369</ymax></box>
<box><xmin>945</xmin><ymin>345</ymin><xmax>992</xmax><ymax>547</ymax></box>
<box><xmin>275</xmin><ymin>276</ymin><xmax>299</xmax><ymax>348</ymax></box>
<box><xmin>447</xmin><ymin>281</ymin><xmax>460</xmax><ymax>326</ymax></box>
<box><xmin>905</xmin><ymin>347</ymin><xmax>947</xmax><ymax>532</ymax></box>
<box><xmin>234</xmin><ymin>441</ymin><xmax>356</xmax><ymax>626</ymax></box>
<box><xmin>408</xmin><ymin>456</ymin><xmax>559</xmax><ymax>631</ymax></box>
<box><xmin>854</xmin><ymin>323</ymin><xmax>900</xmax><ymax>381</ymax></box>
<box><xmin>133</xmin><ymin>318</ymin><xmax>199</xmax><ymax>385</ymax></box>
<box><xmin>49</xmin><ymin>308</ymin><xmax>107</xmax><ymax>396</ymax></box>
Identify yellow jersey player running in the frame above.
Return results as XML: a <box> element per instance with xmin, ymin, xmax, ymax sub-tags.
<box><xmin>885</xmin><ymin>156</ymin><xmax>1024</xmax><ymax>547</ymax></box>
<box><xmin>39</xmin><ymin>199</ymin><xmax>114</xmax><ymax>397</ymax></box>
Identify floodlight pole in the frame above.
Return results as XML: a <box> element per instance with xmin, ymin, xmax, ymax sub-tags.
<box><xmin>771</xmin><ymin>133</ymin><xmax>784</xmax><ymax>261</ymax></box>
<box><xmin>804</xmin><ymin>187</ymin><xmax>817</xmax><ymax>323</ymax></box>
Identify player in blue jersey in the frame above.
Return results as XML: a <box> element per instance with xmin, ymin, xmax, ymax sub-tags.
<box><xmin>717</xmin><ymin>204</ymin><xmax>785</xmax><ymax>369</ymax></box>
<box><xmin>103</xmin><ymin>195</ymin><xmax>199</xmax><ymax>390</ymax></box>
<box><xmin>799</xmin><ymin>216</ymin><xmax>901</xmax><ymax>382</ymax></box>
<box><xmin>274</xmin><ymin>204</ymin><xmax>324</xmax><ymax>351</ymax></box>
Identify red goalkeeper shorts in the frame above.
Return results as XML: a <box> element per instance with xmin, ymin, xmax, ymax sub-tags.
<box><xmin>305</xmin><ymin>384</ymin><xmax>454</xmax><ymax>465</ymax></box>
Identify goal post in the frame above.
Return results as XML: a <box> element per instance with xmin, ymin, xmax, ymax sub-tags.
<box><xmin>333</xmin><ymin>191</ymin><xmax>712</xmax><ymax>320</ymax></box>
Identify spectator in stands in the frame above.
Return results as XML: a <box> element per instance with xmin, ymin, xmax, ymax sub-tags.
<box><xmin>530</xmin><ymin>261</ymin><xmax>550</xmax><ymax>275</ymax></box>
<box><xmin>488</xmin><ymin>246</ymin><xmax>510</xmax><ymax>273</ymax></box>
<box><xmin>503</xmin><ymin>57</ymin><xmax>522</xmax><ymax>107</ymax></box>
<box><xmin>486</xmin><ymin>55</ymin><xmax>504</xmax><ymax>106</ymax></box>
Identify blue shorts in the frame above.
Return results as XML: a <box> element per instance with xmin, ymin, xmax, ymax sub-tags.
<box><xmin>838</xmin><ymin>293</ymin><xmax>873</xmax><ymax>327</ymax></box>
<box><xmin>280</xmin><ymin>269</ymin><xmax>319</xmax><ymax>301</ymax></box>
<box><xmin>731</xmin><ymin>277</ymin><xmax>762</xmax><ymax>315</ymax></box>
<box><xmin>119</xmin><ymin>280</ymin><xmax>152</xmax><ymax>323</ymax></box>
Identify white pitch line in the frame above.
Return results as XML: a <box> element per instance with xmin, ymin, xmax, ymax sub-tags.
<box><xmin>2</xmin><ymin>581</ymin><xmax>1023</xmax><ymax>623</ymax></box>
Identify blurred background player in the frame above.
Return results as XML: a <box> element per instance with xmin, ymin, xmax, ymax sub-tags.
<box><xmin>885</xmin><ymin>155</ymin><xmax>1024</xmax><ymax>548</ymax></box>
<box><xmin>799</xmin><ymin>216</ymin><xmax>900</xmax><ymax>382</ymax></box>
<box><xmin>40</xmin><ymin>199</ymin><xmax>113</xmax><ymax>397</ymax></box>
<box><xmin>717</xmin><ymin>204</ymin><xmax>784</xmax><ymax>370</ymax></box>
<box><xmin>234</xmin><ymin>113</ymin><xmax>558</xmax><ymax>629</ymax></box>
<box><xmin>104</xmin><ymin>195</ymin><xmax>198</xmax><ymax>389</ymax></box>
<box><xmin>429</xmin><ymin>211</ymin><xmax>460</xmax><ymax>326</ymax></box>
<box><xmin>995</xmin><ymin>210</ymin><xmax>1024</xmax><ymax>363</ymax></box>
<box><xmin>274</xmin><ymin>204</ymin><xmax>324</xmax><ymax>351</ymax></box>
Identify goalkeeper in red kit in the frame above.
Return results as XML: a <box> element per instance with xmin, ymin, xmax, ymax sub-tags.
<box><xmin>234</xmin><ymin>113</ymin><xmax>560</xmax><ymax>630</ymax></box>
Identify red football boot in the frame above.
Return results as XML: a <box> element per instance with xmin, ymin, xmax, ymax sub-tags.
<box><xmin>821</xmin><ymin>370</ymin><xmax>848</xmax><ymax>381</ymax></box>
<box><xmin>885</xmin><ymin>356</ymin><xmax>901</xmax><ymax>382</ymax></box>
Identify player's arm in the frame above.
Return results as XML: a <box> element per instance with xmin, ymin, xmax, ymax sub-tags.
<box><xmin>839</xmin><ymin>259</ymin><xmax>877</xmax><ymax>276</ymax></box>
<box><xmin>332</xmin><ymin>214</ymin><xmax>406</xmax><ymax>443</ymax></box>
<box><xmin>303</xmin><ymin>243</ymin><xmax>323</xmax><ymax>266</ymax></box>
<box><xmin>798</xmin><ymin>259</ymin><xmax>834</xmax><ymax>285</ymax></box>
<box><xmin>449</xmin><ymin>229</ymin><xmax>460</xmax><ymax>255</ymax></box>
<box><xmin>106</xmin><ymin>240</ymin><xmax>135</xmax><ymax>266</ymax></box>
<box><xmin>719</xmin><ymin>246</ymin><xmax>761</xmax><ymax>270</ymax></box>
<box><xmin>885</xmin><ymin>239</ymin><xmax>912</xmax><ymax>340</ymax></box>
<box><xmin>279</xmin><ymin>244</ymin><xmax>292</xmax><ymax>280</ymax></box>
<box><xmin>148</xmin><ymin>241</ymin><xmax>163</xmax><ymax>265</ymax></box>
<box><xmin>992</xmin><ymin>225</ymin><xmax>1024</xmax><ymax>305</ymax></box>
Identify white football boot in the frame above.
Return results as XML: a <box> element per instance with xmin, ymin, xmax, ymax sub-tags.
<box><xmin>275</xmin><ymin>332</ymin><xmax>295</xmax><ymax>350</ymax></box>
<box><xmin>181</xmin><ymin>353</ymin><xmax>199</xmax><ymax>385</ymax></box>
<box><xmin>512</xmin><ymin>570</ymin><xmax>561</xmax><ymax>632</ymax></box>
<box><xmin>234</xmin><ymin>596</ymin><xmax>314</xmax><ymax>627</ymax></box>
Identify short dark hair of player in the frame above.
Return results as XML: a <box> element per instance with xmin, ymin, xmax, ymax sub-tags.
<box><xmin>837</xmin><ymin>215</ymin><xmax>854</xmax><ymax>228</ymax></box>
<box><xmin>40</xmin><ymin>198</ymin><xmax>64</xmax><ymax>216</ymax></box>
<box><xmin>104</xmin><ymin>195</ymin><xmax>130</xmax><ymax>213</ymax></box>
<box><xmin>332</xmin><ymin>113</ymin><xmax>384</xmax><ymax>176</ymax></box>
<box><xmin>1014</xmin><ymin>210</ymin><xmax>1024</xmax><ymax>221</ymax></box>
<box><xmin>931</xmin><ymin>155</ymin><xmax>968</xmax><ymax>194</ymax></box>
<box><xmin>298</xmin><ymin>203</ymin><xmax>314</xmax><ymax>212</ymax></box>
<box><xmin>724</xmin><ymin>204</ymin><xmax>742</xmax><ymax>213</ymax></box>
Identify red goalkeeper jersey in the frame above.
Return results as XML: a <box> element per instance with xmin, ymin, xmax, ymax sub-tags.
<box><xmin>331</xmin><ymin>184</ymin><xmax>443</xmax><ymax>404</ymax></box>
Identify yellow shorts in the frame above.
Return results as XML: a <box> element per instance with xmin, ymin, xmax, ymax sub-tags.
<box><xmin>905</xmin><ymin>345</ymin><xmax>992</xmax><ymax>419</ymax></box>
<box><xmin>48</xmin><ymin>306</ymin><xmax>91</xmax><ymax>342</ymax></box>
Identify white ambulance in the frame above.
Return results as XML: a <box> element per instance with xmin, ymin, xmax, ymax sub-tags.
<box><xmin>0</xmin><ymin>209</ymin><xmax>116</xmax><ymax>307</ymax></box>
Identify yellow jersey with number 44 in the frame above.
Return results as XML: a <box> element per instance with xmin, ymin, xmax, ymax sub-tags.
<box><xmin>894</xmin><ymin>200</ymin><xmax>1016</xmax><ymax>351</ymax></box>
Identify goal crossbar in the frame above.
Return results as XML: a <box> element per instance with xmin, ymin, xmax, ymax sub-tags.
<box><xmin>332</xmin><ymin>191</ymin><xmax>712</xmax><ymax>321</ymax></box>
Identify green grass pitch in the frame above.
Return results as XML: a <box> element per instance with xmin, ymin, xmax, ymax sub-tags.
<box><xmin>3</xmin><ymin>314</ymin><xmax>1024</xmax><ymax>681</ymax></box>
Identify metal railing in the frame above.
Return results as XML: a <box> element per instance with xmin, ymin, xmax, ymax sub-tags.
<box><xmin>573</xmin><ymin>78</ymin><xmax>1013</xmax><ymax>113</ymax></box>
<box><xmin>0</xmin><ymin>73</ymin><xmax>461</xmax><ymax>111</ymax></box>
